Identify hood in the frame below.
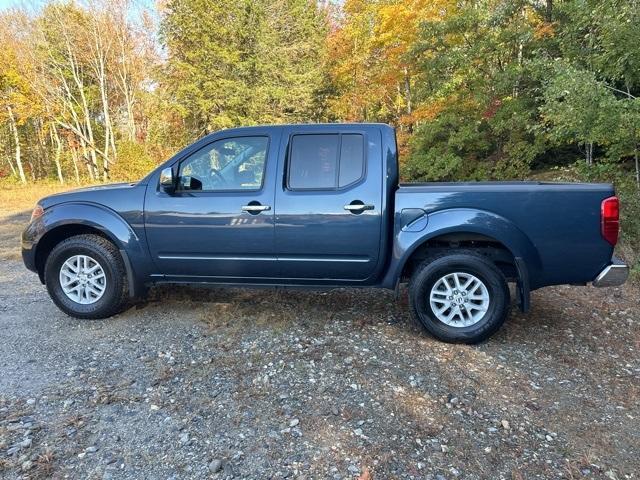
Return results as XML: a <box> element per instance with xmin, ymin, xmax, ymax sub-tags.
<box><xmin>39</xmin><ymin>182</ymin><xmax>138</xmax><ymax>208</ymax></box>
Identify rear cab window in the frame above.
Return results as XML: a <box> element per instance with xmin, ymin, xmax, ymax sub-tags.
<box><xmin>287</xmin><ymin>133</ymin><xmax>365</xmax><ymax>190</ymax></box>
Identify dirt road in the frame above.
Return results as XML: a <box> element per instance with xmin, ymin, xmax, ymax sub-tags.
<box><xmin>1</xmin><ymin>206</ymin><xmax>639</xmax><ymax>479</ymax></box>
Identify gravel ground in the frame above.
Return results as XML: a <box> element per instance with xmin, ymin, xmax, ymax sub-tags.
<box><xmin>1</xmin><ymin>209</ymin><xmax>639</xmax><ymax>479</ymax></box>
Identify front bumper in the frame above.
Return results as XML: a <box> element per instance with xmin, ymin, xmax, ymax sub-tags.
<box><xmin>592</xmin><ymin>258</ymin><xmax>629</xmax><ymax>287</ymax></box>
<box><xmin>21</xmin><ymin>219</ymin><xmax>41</xmax><ymax>273</ymax></box>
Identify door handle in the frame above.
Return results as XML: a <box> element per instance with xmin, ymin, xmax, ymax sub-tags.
<box><xmin>344</xmin><ymin>202</ymin><xmax>374</xmax><ymax>212</ymax></box>
<box><xmin>241</xmin><ymin>204</ymin><xmax>271</xmax><ymax>213</ymax></box>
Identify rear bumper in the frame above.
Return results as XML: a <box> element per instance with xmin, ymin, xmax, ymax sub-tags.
<box><xmin>592</xmin><ymin>258</ymin><xmax>629</xmax><ymax>287</ymax></box>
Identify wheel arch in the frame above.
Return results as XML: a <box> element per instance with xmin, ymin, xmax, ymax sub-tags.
<box><xmin>384</xmin><ymin>208</ymin><xmax>542</xmax><ymax>311</ymax></box>
<box><xmin>32</xmin><ymin>203</ymin><xmax>144</xmax><ymax>297</ymax></box>
<box><xmin>400</xmin><ymin>232</ymin><xmax>518</xmax><ymax>280</ymax></box>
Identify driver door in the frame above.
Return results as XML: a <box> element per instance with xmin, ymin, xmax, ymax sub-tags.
<box><xmin>144</xmin><ymin>134</ymin><xmax>278</xmax><ymax>279</ymax></box>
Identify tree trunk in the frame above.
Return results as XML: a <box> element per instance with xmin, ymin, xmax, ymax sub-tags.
<box><xmin>5</xmin><ymin>156</ymin><xmax>17</xmax><ymax>177</ymax></box>
<box><xmin>634</xmin><ymin>144</ymin><xmax>639</xmax><ymax>191</ymax></box>
<box><xmin>82</xmin><ymin>110</ymin><xmax>99</xmax><ymax>180</ymax></box>
<box><xmin>70</xmin><ymin>146</ymin><xmax>81</xmax><ymax>184</ymax></box>
<box><xmin>91</xmin><ymin>26</ymin><xmax>116</xmax><ymax>181</ymax></box>
<box><xmin>545</xmin><ymin>0</ymin><xmax>553</xmax><ymax>22</ymax></box>
<box><xmin>6</xmin><ymin>106</ymin><xmax>26</xmax><ymax>184</ymax></box>
<box><xmin>3</xmin><ymin>127</ymin><xmax>18</xmax><ymax>177</ymax></box>
<box><xmin>123</xmin><ymin>84</ymin><xmax>136</xmax><ymax>141</ymax></box>
<box><xmin>4</xmin><ymin>154</ymin><xmax>17</xmax><ymax>177</ymax></box>
<box><xmin>50</xmin><ymin>126</ymin><xmax>65</xmax><ymax>184</ymax></box>
<box><xmin>99</xmin><ymin>72</ymin><xmax>113</xmax><ymax>181</ymax></box>
<box><xmin>112</xmin><ymin>0</ymin><xmax>138</xmax><ymax>141</ymax></box>
<box><xmin>50</xmin><ymin>55</ymin><xmax>101</xmax><ymax>178</ymax></box>
<box><xmin>64</xmin><ymin>37</ymin><xmax>100</xmax><ymax>180</ymax></box>
<box><xmin>78</xmin><ymin>135</ymin><xmax>95</xmax><ymax>181</ymax></box>
<box><xmin>403</xmin><ymin>68</ymin><xmax>413</xmax><ymax>133</ymax></box>
<box><xmin>115</xmin><ymin>35</ymin><xmax>137</xmax><ymax>141</ymax></box>
<box><xmin>585</xmin><ymin>142</ymin><xmax>593</xmax><ymax>166</ymax></box>
<box><xmin>85</xmin><ymin>159</ymin><xmax>95</xmax><ymax>179</ymax></box>
<box><xmin>27</xmin><ymin>157</ymin><xmax>36</xmax><ymax>181</ymax></box>
<box><xmin>403</xmin><ymin>68</ymin><xmax>412</xmax><ymax>115</ymax></box>
<box><xmin>625</xmin><ymin>85</ymin><xmax>639</xmax><ymax>191</ymax></box>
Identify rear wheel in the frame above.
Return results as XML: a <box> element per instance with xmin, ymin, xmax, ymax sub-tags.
<box><xmin>408</xmin><ymin>252</ymin><xmax>510</xmax><ymax>344</ymax></box>
<box><xmin>44</xmin><ymin>234</ymin><xmax>128</xmax><ymax>319</ymax></box>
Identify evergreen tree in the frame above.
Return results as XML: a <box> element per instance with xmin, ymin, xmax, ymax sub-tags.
<box><xmin>160</xmin><ymin>0</ymin><xmax>328</xmax><ymax>136</ymax></box>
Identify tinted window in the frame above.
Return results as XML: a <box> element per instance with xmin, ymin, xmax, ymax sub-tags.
<box><xmin>177</xmin><ymin>136</ymin><xmax>268</xmax><ymax>191</ymax></box>
<box><xmin>288</xmin><ymin>133</ymin><xmax>364</xmax><ymax>190</ymax></box>
<box><xmin>288</xmin><ymin>134</ymin><xmax>339</xmax><ymax>190</ymax></box>
<box><xmin>339</xmin><ymin>134</ymin><xmax>364</xmax><ymax>187</ymax></box>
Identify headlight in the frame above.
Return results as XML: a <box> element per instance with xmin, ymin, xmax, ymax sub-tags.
<box><xmin>30</xmin><ymin>204</ymin><xmax>44</xmax><ymax>222</ymax></box>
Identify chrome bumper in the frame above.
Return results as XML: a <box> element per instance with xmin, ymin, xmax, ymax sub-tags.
<box><xmin>592</xmin><ymin>260</ymin><xmax>629</xmax><ymax>287</ymax></box>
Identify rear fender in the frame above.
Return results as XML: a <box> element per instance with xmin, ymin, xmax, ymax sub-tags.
<box><xmin>383</xmin><ymin>208</ymin><xmax>542</xmax><ymax>307</ymax></box>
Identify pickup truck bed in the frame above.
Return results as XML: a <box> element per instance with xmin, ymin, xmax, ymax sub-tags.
<box><xmin>393</xmin><ymin>182</ymin><xmax>614</xmax><ymax>289</ymax></box>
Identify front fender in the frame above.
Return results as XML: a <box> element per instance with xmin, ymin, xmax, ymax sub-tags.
<box><xmin>381</xmin><ymin>208</ymin><xmax>543</xmax><ymax>289</ymax></box>
<box><xmin>22</xmin><ymin>202</ymin><xmax>150</xmax><ymax>293</ymax></box>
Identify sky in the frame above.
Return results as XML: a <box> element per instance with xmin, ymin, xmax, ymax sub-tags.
<box><xmin>0</xmin><ymin>0</ymin><xmax>341</xmax><ymax>14</ymax></box>
<box><xmin>0</xmin><ymin>0</ymin><xmax>44</xmax><ymax>11</ymax></box>
<box><xmin>0</xmin><ymin>0</ymin><xmax>156</xmax><ymax>12</ymax></box>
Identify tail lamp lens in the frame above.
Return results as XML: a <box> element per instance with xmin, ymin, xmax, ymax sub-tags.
<box><xmin>601</xmin><ymin>196</ymin><xmax>619</xmax><ymax>246</ymax></box>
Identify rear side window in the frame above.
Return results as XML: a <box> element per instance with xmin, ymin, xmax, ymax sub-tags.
<box><xmin>288</xmin><ymin>133</ymin><xmax>364</xmax><ymax>190</ymax></box>
<box><xmin>339</xmin><ymin>134</ymin><xmax>365</xmax><ymax>187</ymax></box>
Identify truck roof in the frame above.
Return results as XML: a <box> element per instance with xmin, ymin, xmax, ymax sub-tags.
<box><xmin>208</xmin><ymin>123</ymin><xmax>393</xmax><ymax>136</ymax></box>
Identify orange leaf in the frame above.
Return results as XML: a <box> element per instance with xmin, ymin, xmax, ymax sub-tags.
<box><xmin>358</xmin><ymin>467</ymin><xmax>373</xmax><ymax>480</ymax></box>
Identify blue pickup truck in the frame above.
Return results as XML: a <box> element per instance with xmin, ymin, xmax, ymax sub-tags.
<box><xmin>22</xmin><ymin>124</ymin><xmax>628</xmax><ymax>343</ymax></box>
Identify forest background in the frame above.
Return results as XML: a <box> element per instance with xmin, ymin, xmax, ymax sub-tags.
<box><xmin>0</xmin><ymin>0</ymin><xmax>638</xmax><ymax>272</ymax></box>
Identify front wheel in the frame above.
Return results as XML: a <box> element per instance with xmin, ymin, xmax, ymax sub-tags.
<box><xmin>408</xmin><ymin>252</ymin><xmax>510</xmax><ymax>344</ymax></box>
<box><xmin>44</xmin><ymin>234</ymin><xmax>128</xmax><ymax>319</ymax></box>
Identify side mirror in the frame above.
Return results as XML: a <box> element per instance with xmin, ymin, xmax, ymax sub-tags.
<box><xmin>179</xmin><ymin>175</ymin><xmax>203</xmax><ymax>191</ymax></box>
<box><xmin>159</xmin><ymin>167</ymin><xmax>175</xmax><ymax>193</ymax></box>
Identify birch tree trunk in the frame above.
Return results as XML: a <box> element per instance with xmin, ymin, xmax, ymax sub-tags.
<box><xmin>70</xmin><ymin>145</ymin><xmax>81</xmax><ymax>184</ymax></box>
<box><xmin>111</xmin><ymin>0</ymin><xmax>137</xmax><ymax>141</ymax></box>
<box><xmin>88</xmin><ymin>14</ymin><xmax>116</xmax><ymax>181</ymax></box>
<box><xmin>97</xmin><ymin>60</ymin><xmax>114</xmax><ymax>181</ymax></box>
<box><xmin>50</xmin><ymin>126</ymin><xmax>65</xmax><ymax>184</ymax></box>
<box><xmin>3</xmin><ymin>136</ymin><xmax>18</xmax><ymax>177</ymax></box>
<box><xmin>3</xmin><ymin>124</ymin><xmax>18</xmax><ymax>176</ymax></box>
<box><xmin>585</xmin><ymin>142</ymin><xmax>593</xmax><ymax>166</ymax></box>
<box><xmin>36</xmin><ymin>117</ymin><xmax>50</xmax><ymax>179</ymax></box>
<box><xmin>78</xmin><ymin>135</ymin><xmax>95</xmax><ymax>180</ymax></box>
<box><xmin>60</xmin><ymin>24</ymin><xmax>100</xmax><ymax>179</ymax></box>
<box><xmin>117</xmin><ymin>41</ymin><xmax>137</xmax><ymax>141</ymax></box>
<box><xmin>6</xmin><ymin>105</ymin><xmax>26</xmax><ymax>184</ymax></box>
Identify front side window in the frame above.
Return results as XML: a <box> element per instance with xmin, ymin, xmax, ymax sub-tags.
<box><xmin>288</xmin><ymin>133</ymin><xmax>364</xmax><ymax>190</ymax></box>
<box><xmin>177</xmin><ymin>136</ymin><xmax>268</xmax><ymax>191</ymax></box>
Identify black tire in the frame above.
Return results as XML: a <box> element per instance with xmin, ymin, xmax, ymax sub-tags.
<box><xmin>44</xmin><ymin>234</ymin><xmax>128</xmax><ymax>319</ymax></box>
<box><xmin>408</xmin><ymin>251</ymin><xmax>510</xmax><ymax>344</ymax></box>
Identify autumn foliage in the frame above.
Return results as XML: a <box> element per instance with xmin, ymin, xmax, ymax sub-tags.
<box><xmin>0</xmin><ymin>0</ymin><xmax>638</xmax><ymax>194</ymax></box>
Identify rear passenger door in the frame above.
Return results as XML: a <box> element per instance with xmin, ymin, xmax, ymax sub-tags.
<box><xmin>274</xmin><ymin>126</ymin><xmax>383</xmax><ymax>282</ymax></box>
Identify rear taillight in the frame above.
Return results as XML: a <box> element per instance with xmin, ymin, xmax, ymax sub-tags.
<box><xmin>601</xmin><ymin>196</ymin><xmax>619</xmax><ymax>246</ymax></box>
